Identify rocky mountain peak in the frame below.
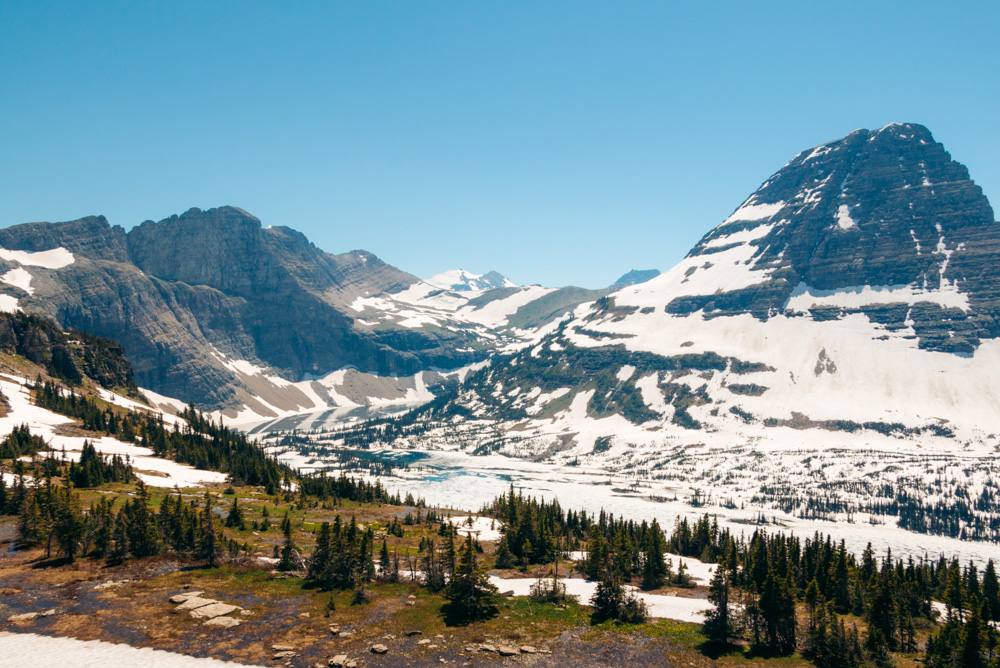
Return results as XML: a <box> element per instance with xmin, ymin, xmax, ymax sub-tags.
<box><xmin>611</xmin><ymin>269</ymin><xmax>660</xmax><ymax>289</ymax></box>
<box><xmin>662</xmin><ymin>123</ymin><xmax>1000</xmax><ymax>353</ymax></box>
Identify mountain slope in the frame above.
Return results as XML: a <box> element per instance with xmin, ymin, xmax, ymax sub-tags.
<box><xmin>0</xmin><ymin>207</ymin><xmax>485</xmax><ymax>413</ymax></box>
<box><xmin>339</xmin><ymin>124</ymin><xmax>1000</xmax><ymax>540</ymax></box>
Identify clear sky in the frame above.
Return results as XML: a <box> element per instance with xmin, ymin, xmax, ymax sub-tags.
<box><xmin>1</xmin><ymin>2</ymin><xmax>997</xmax><ymax>289</ymax></box>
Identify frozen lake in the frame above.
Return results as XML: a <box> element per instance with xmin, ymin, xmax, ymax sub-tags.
<box><xmin>302</xmin><ymin>447</ymin><xmax>1000</xmax><ymax>569</ymax></box>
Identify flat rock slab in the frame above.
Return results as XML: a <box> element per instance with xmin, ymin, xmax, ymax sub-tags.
<box><xmin>173</xmin><ymin>596</ymin><xmax>217</xmax><ymax>612</ymax></box>
<box><xmin>498</xmin><ymin>646</ymin><xmax>520</xmax><ymax>656</ymax></box>
<box><xmin>203</xmin><ymin>616</ymin><xmax>241</xmax><ymax>628</ymax></box>
<box><xmin>370</xmin><ymin>644</ymin><xmax>388</xmax><ymax>654</ymax></box>
<box><xmin>273</xmin><ymin>651</ymin><xmax>297</xmax><ymax>659</ymax></box>
<box><xmin>520</xmin><ymin>646</ymin><xmax>537</xmax><ymax>654</ymax></box>
<box><xmin>169</xmin><ymin>591</ymin><xmax>204</xmax><ymax>603</ymax></box>
<box><xmin>328</xmin><ymin>656</ymin><xmax>348</xmax><ymax>667</ymax></box>
<box><xmin>7</xmin><ymin>613</ymin><xmax>38</xmax><ymax>623</ymax></box>
<box><xmin>189</xmin><ymin>602</ymin><xmax>240</xmax><ymax>619</ymax></box>
<box><xmin>272</xmin><ymin>645</ymin><xmax>296</xmax><ymax>652</ymax></box>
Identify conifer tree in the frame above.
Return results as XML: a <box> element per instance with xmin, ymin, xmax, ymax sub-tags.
<box><xmin>641</xmin><ymin>519</ymin><xmax>667</xmax><ymax>590</ymax></box>
<box><xmin>703</xmin><ymin>567</ymin><xmax>736</xmax><ymax>644</ymax></box>
<box><xmin>199</xmin><ymin>491</ymin><xmax>219</xmax><ymax>567</ymax></box>
<box><xmin>277</xmin><ymin>511</ymin><xmax>297</xmax><ymax>571</ymax></box>
<box><xmin>443</xmin><ymin>533</ymin><xmax>500</xmax><ymax>622</ymax></box>
<box><xmin>224</xmin><ymin>495</ymin><xmax>245</xmax><ymax>530</ymax></box>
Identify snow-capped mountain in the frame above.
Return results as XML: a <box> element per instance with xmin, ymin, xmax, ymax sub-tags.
<box><xmin>424</xmin><ymin>269</ymin><xmax>517</xmax><ymax>293</ymax></box>
<box><xmin>349</xmin><ymin>124</ymin><xmax>1000</xmax><ymax>540</ymax></box>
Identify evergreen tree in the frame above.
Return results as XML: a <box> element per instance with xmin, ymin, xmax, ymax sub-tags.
<box><xmin>199</xmin><ymin>491</ymin><xmax>219</xmax><ymax>566</ymax></box>
<box><xmin>224</xmin><ymin>495</ymin><xmax>245</xmax><ymax>530</ymax></box>
<box><xmin>494</xmin><ymin>535</ymin><xmax>513</xmax><ymax>569</ymax></box>
<box><xmin>277</xmin><ymin>511</ymin><xmax>297</xmax><ymax>571</ymax></box>
<box><xmin>641</xmin><ymin>519</ymin><xmax>668</xmax><ymax>590</ymax></box>
<box><xmin>703</xmin><ymin>567</ymin><xmax>736</xmax><ymax>644</ymax></box>
<box><xmin>983</xmin><ymin>559</ymin><xmax>1000</xmax><ymax>622</ymax></box>
<box><xmin>756</xmin><ymin>570</ymin><xmax>796</xmax><ymax>655</ymax></box>
<box><xmin>443</xmin><ymin>533</ymin><xmax>500</xmax><ymax>622</ymax></box>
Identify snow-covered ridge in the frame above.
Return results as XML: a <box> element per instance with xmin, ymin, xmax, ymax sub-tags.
<box><xmin>424</xmin><ymin>269</ymin><xmax>516</xmax><ymax>293</ymax></box>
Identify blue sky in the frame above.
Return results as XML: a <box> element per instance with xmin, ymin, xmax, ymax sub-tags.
<box><xmin>1</xmin><ymin>2</ymin><xmax>997</xmax><ymax>288</ymax></box>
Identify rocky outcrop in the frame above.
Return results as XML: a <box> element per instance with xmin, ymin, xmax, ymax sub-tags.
<box><xmin>674</xmin><ymin>123</ymin><xmax>1000</xmax><ymax>354</ymax></box>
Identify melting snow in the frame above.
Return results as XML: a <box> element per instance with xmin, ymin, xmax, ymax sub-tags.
<box><xmin>784</xmin><ymin>281</ymin><xmax>969</xmax><ymax>313</ymax></box>
<box><xmin>0</xmin><ymin>632</ymin><xmax>260</xmax><ymax>667</ymax></box>
<box><xmin>0</xmin><ymin>246</ymin><xmax>75</xmax><ymax>269</ymax></box>
<box><xmin>723</xmin><ymin>200</ymin><xmax>785</xmax><ymax>225</ymax></box>
<box><xmin>1</xmin><ymin>267</ymin><xmax>35</xmax><ymax>294</ymax></box>
<box><xmin>835</xmin><ymin>204</ymin><xmax>857</xmax><ymax>229</ymax></box>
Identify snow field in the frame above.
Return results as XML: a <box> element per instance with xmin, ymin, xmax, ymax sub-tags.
<box><xmin>487</xmin><ymin>576</ymin><xmax>711</xmax><ymax>623</ymax></box>
<box><xmin>0</xmin><ymin>375</ymin><xmax>226</xmax><ymax>488</ymax></box>
<box><xmin>0</xmin><ymin>632</ymin><xmax>261</xmax><ymax>667</ymax></box>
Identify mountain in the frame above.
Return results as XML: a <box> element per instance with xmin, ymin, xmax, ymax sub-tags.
<box><xmin>0</xmin><ymin>206</ymin><xmax>489</xmax><ymax>416</ymax></box>
<box><xmin>343</xmin><ymin>124</ymin><xmax>1000</xmax><ymax>539</ymax></box>
<box><xmin>0</xmin><ymin>207</ymin><xmax>609</xmax><ymax>425</ymax></box>
<box><xmin>425</xmin><ymin>269</ymin><xmax>516</xmax><ymax>292</ymax></box>
<box><xmin>610</xmin><ymin>269</ymin><xmax>660</xmax><ymax>289</ymax></box>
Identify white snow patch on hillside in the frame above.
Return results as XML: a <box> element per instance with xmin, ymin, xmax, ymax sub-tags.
<box><xmin>456</xmin><ymin>285</ymin><xmax>555</xmax><ymax>328</ymax></box>
<box><xmin>1</xmin><ymin>267</ymin><xmax>35</xmax><ymax>294</ymax></box>
<box><xmin>487</xmin><ymin>576</ymin><xmax>711</xmax><ymax>622</ymax></box>
<box><xmin>563</xmin><ymin>304</ymin><xmax>1000</xmax><ymax>438</ymax></box>
<box><xmin>835</xmin><ymin>204</ymin><xmax>857</xmax><ymax>229</ymax></box>
<box><xmin>617</xmin><ymin>242</ymin><xmax>773</xmax><ymax>305</ymax></box>
<box><xmin>0</xmin><ymin>246</ymin><xmax>75</xmax><ymax>269</ymax></box>
<box><xmin>635</xmin><ymin>373</ymin><xmax>671</xmax><ymax>417</ymax></box>
<box><xmin>723</xmin><ymin>200</ymin><xmax>785</xmax><ymax>224</ymax></box>
<box><xmin>784</xmin><ymin>281</ymin><xmax>970</xmax><ymax>313</ymax></box>
<box><xmin>705</xmin><ymin>222</ymin><xmax>776</xmax><ymax>248</ymax></box>
<box><xmin>447</xmin><ymin>515</ymin><xmax>503</xmax><ymax>541</ymax></box>
<box><xmin>0</xmin><ymin>632</ymin><xmax>261</xmax><ymax>667</ymax></box>
<box><xmin>616</xmin><ymin>365</ymin><xmax>636</xmax><ymax>382</ymax></box>
<box><xmin>0</xmin><ymin>295</ymin><xmax>20</xmax><ymax>313</ymax></box>
<box><xmin>0</xmin><ymin>375</ymin><xmax>224</xmax><ymax>488</ymax></box>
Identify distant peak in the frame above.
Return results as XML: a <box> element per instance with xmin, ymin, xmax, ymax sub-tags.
<box><xmin>611</xmin><ymin>269</ymin><xmax>660</xmax><ymax>289</ymax></box>
<box><xmin>425</xmin><ymin>269</ymin><xmax>516</xmax><ymax>292</ymax></box>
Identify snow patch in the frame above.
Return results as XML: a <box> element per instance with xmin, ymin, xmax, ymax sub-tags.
<box><xmin>723</xmin><ymin>201</ymin><xmax>785</xmax><ymax>225</ymax></box>
<box><xmin>0</xmin><ymin>246</ymin><xmax>75</xmax><ymax>269</ymax></box>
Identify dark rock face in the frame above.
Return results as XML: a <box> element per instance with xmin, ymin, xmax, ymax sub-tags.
<box><xmin>0</xmin><ymin>206</ymin><xmax>483</xmax><ymax>408</ymax></box>
<box><xmin>611</xmin><ymin>269</ymin><xmax>660</xmax><ymax>289</ymax></box>
<box><xmin>675</xmin><ymin>123</ymin><xmax>1000</xmax><ymax>353</ymax></box>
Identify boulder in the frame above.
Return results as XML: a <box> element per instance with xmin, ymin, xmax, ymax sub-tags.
<box><xmin>329</xmin><ymin>655</ymin><xmax>348</xmax><ymax>667</ymax></box>
<box><xmin>7</xmin><ymin>612</ymin><xmax>38</xmax><ymax>623</ymax></box>
<box><xmin>498</xmin><ymin>646</ymin><xmax>520</xmax><ymax>656</ymax></box>
<box><xmin>169</xmin><ymin>591</ymin><xmax>204</xmax><ymax>603</ymax></box>
<box><xmin>203</xmin><ymin>616</ymin><xmax>241</xmax><ymax>628</ymax></box>
<box><xmin>189</xmin><ymin>602</ymin><xmax>240</xmax><ymax>619</ymax></box>
<box><xmin>370</xmin><ymin>644</ymin><xmax>389</xmax><ymax>654</ymax></box>
<box><xmin>173</xmin><ymin>596</ymin><xmax>216</xmax><ymax>612</ymax></box>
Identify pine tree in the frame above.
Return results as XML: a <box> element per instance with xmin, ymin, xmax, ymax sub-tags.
<box><xmin>756</xmin><ymin>570</ymin><xmax>796</xmax><ymax>655</ymax></box>
<box><xmin>494</xmin><ymin>535</ymin><xmax>513</xmax><ymax>569</ymax></box>
<box><xmin>224</xmin><ymin>495</ymin><xmax>245</xmax><ymax>530</ymax></box>
<box><xmin>199</xmin><ymin>491</ymin><xmax>219</xmax><ymax>567</ymax></box>
<box><xmin>982</xmin><ymin>559</ymin><xmax>1000</xmax><ymax>622</ymax></box>
<box><xmin>308</xmin><ymin>522</ymin><xmax>332</xmax><ymax>584</ymax></box>
<box><xmin>443</xmin><ymin>533</ymin><xmax>500</xmax><ymax>622</ymax></box>
<box><xmin>277</xmin><ymin>511</ymin><xmax>297</xmax><ymax>571</ymax></box>
<box><xmin>703</xmin><ymin>567</ymin><xmax>736</xmax><ymax>644</ymax></box>
<box><xmin>641</xmin><ymin>520</ymin><xmax>667</xmax><ymax>590</ymax></box>
<box><xmin>107</xmin><ymin>510</ymin><xmax>128</xmax><ymax>565</ymax></box>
